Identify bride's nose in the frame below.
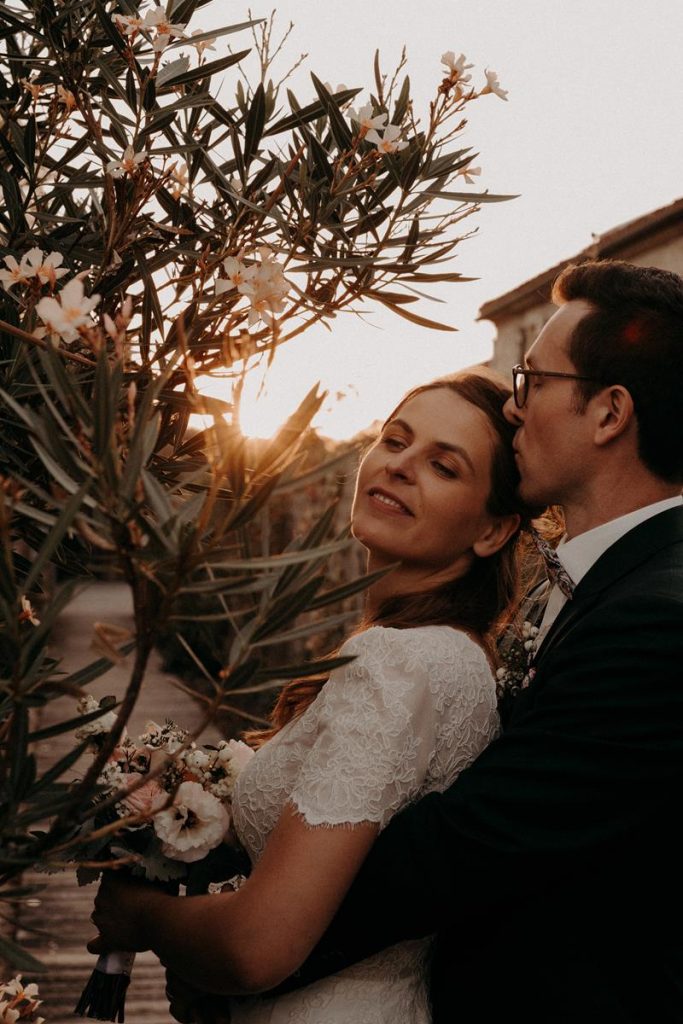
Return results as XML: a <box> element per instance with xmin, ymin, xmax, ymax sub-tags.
<box><xmin>385</xmin><ymin>447</ymin><xmax>416</xmax><ymax>481</ymax></box>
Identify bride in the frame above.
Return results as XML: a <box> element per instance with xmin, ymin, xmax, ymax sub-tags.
<box><xmin>90</xmin><ymin>369</ymin><xmax>537</xmax><ymax>1023</ymax></box>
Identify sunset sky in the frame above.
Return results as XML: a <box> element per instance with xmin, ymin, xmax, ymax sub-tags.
<box><xmin>196</xmin><ymin>0</ymin><xmax>683</xmax><ymax>439</ymax></box>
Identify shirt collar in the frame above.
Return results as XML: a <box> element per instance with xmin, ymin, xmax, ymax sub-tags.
<box><xmin>556</xmin><ymin>495</ymin><xmax>683</xmax><ymax>588</ymax></box>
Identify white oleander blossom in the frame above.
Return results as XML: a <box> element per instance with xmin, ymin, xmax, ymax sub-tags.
<box><xmin>143</xmin><ymin>6</ymin><xmax>186</xmax><ymax>51</ymax></box>
<box><xmin>21</xmin><ymin>247</ymin><xmax>69</xmax><ymax>288</ymax></box>
<box><xmin>482</xmin><ymin>69</ymin><xmax>508</xmax><ymax>101</ymax></box>
<box><xmin>238</xmin><ymin>247</ymin><xmax>290</xmax><ymax>327</ymax></box>
<box><xmin>440</xmin><ymin>51</ymin><xmax>473</xmax><ymax>84</ymax></box>
<box><xmin>0</xmin><ymin>249</ymin><xmax>68</xmax><ymax>291</ymax></box>
<box><xmin>365</xmin><ymin>124</ymin><xmax>408</xmax><ymax>154</ymax></box>
<box><xmin>106</xmin><ymin>145</ymin><xmax>147</xmax><ymax>178</ymax></box>
<box><xmin>349</xmin><ymin>103</ymin><xmax>387</xmax><ymax>135</ymax></box>
<box><xmin>459</xmin><ymin>164</ymin><xmax>481</xmax><ymax>184</ymax></box>
<box><xmin>36</xmin><ymin>278</ymin><xmax>100</xmax><ymax>343</ymax></box>
<box><xmin>57</xmin><ymin>84</ymin><xmax>77</xmax><ymax>112</ymax></box>
<box><xmin>216</xmin><ymin>249</ymin><xmax>290</xmax><ymax>327</ymax></box>
<box><xmin>0</xmin><ymin>975</ymin><xmax>44</xmax><ymax>1024</ymax></box>
<box><xmin>18</xmin><ymin>596</ymin><xmax>40</xmax><ymax>626</ymax></box>
<box><xmin>189</xmin><ymin>30</ymin><xmax>217</xmax><ymax>56</ymax></box>
<box><xmin>216</xmin><ymin>255</ymin><xmax>253</xmax><ymax>294</ymax></box>
<box><xmin>113</xmin><ymin>12</ymin><xmax>145</xmax><ymax>35</ymax></box>
<box><xmin>153</xmin><ymin>781</ymin><xmax>230</xmax><ymax>862</ymax></box>
<box><xmin>0</xmin><ymin>255</ymin><xmax>29</xmax><ymax>292</ymax></box>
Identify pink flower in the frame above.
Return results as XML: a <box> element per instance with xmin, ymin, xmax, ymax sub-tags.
<box><xmin>121</xmin><ymin>779</ymin><xmax>168</xmax><ymax>820</ymax></box>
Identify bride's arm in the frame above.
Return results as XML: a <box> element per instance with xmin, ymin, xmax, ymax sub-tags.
<box><xmin>91</xmin><ymin>805</ymin><xmax>378</xmax><ymax>994</ymax></box>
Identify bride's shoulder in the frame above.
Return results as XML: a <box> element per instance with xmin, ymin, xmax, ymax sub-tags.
<box><xmin>338</xmin><ymin>623</ymin><xmax>491</xmax><ymax>673</ymax></box>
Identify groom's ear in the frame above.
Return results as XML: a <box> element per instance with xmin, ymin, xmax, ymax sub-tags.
<box><xmin>473</xmin><ymin>513</ymin><xmax>520</xmax><ymax>559</ymax></box>
<box><xmin>593</xmin><ymin>385</ymin><xmax>635</xmax><ymax>446</ymax></box>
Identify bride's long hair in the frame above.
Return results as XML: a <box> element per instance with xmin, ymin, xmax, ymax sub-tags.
<box><xmin>247</xmin><ymin>370</ymin><xmax>541</xmax><ymax>747</ymax></box>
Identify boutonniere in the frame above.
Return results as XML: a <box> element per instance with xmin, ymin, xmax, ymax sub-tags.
<box><xmin>495</xmin><ymin>620</ymin><xmax>539</xmax><ymax>704</ymax></box>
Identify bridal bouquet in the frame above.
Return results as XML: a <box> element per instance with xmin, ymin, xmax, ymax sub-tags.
<box><xmin>71</xmin><ymin>696</ymin><xmax>253</xmax><ymax>1022</ymax></box>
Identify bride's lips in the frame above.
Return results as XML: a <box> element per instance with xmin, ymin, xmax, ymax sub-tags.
<box><xmin>367</xmin><ymin>487</ymin><xmax>414</xmax><ymax>516</ymax></box>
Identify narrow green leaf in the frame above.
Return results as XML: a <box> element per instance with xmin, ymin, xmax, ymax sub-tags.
<box><xmin>94</xmin><ymin>0</ymin><xmax>127</xmax><ymax>56</ymax></box>
<box><xmin>125</xmin><ymin>67</ymin><xmax>137</xmax><ymax>111</ymax></box>
<box><xmin>393</xmin><ymin>75</ymin><xmax>411</xmax><ymax>124</ymax></box>
<box><xmin>253</xmin><ymin>609</ymin><xmax>357</xmax><ymax>648</ymax></box>
<box><xmin>156</xmin><ymin>55</ymin><xmax>191</xmax><ymax>89</ymax></box>
<box><xmin>244</xmin><ymin>82</ymin><xmax>266</xmax><ymax>166</ymax></box>
<box><xmin>266</xmin><ymin>87</ymin><xmax>360</xmax><ymax>137</ymax></box>
<box><xmin>0</xmin><ymin>934</ymin><xmax>47</xmax><ymax>973</ymax></box>
<box><xmin>371</xmin><ymin>293</ymin><xmax>457</xmax><ymax>331</ymax></box>
<box><xmin>422</xmin><ymin>189</ymin><xmax>518</xmax><ymax>203</ymax></box>
<box><xmin>202</xmin><ymin>538</ymin><xmax>350</xmax><ymax>571</ymax></box>
<box><xmin>24</xmin><ymin>114</ymin><xmax>36</xmax><ymax>176</ymax></box>
<box><xmin>55</xmin><ymin>645</ymin><xmax>136</xmax><ymax>694</ymax></box>
<box><xmin>253</xmin><ymin>655</ymin><xmax>354</xmax><ymax>682</ymax></box>
<box><xmin>307</xmin><ymin>565</ymin><xmax>393</xmax><ymax>610</ymax></box>
<box><xmin>28</xmin><ymin>696</ymin><xmax>120</xmax><ymax>741</ymax></box>
<box><xmin>311</xmin><ymin>73</ymin><xmax>353</xmax><ymax>152</ymax></box>
<box><xmin>24</xmin><ymin>481</ymin><xmax>92</xmax><ymax>592</ymax></box>
<box><xmin>158</xmin><ymin>50</ymin><xmax>250</xmax><ymax>90</ymax></box>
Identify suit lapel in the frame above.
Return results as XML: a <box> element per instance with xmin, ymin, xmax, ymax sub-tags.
<box><xmin>531</xmin><ymin>506</ymin><xmax>683</xmax><ymax>673</ymax></box>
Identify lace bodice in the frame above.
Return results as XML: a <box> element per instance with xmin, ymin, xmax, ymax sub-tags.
<box><xmin>229</xmin><ymin>625</ymin><xmax>499</xmax><ymax>1024</ymax></box>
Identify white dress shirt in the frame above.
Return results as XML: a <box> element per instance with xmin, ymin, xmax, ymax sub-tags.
<box><xmin>537</xmin><ymin>495</ymin><xmax>683</xmax><ymax>645</ymax></box>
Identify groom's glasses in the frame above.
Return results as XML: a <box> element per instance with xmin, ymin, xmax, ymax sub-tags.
<box><xmin>511</xmin><ymin>364</ymin><xmax>599</xmax><ymax>408</ymax></box>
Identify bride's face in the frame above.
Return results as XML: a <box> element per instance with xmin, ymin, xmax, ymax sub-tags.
<box><xmin>351</xmin><ymin>388</ymin><xmax>503</xmax><ymax>579</ymax></box>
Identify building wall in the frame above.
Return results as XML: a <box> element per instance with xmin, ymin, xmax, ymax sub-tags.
<box><xmin>488</xmin><ymin>301</ymin><xmax>555</xmax><ymax>376</ymax></box>
<box><xmin>484</xmin><ymin>207</ymin><xmax>683</xmax><ymax>374</ymax></box>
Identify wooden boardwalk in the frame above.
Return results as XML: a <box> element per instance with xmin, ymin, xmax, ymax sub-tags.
<box><xmin>15</xmin><ymin>582</ymin><xmax>221</xmax><ymax>1023</ymax></box>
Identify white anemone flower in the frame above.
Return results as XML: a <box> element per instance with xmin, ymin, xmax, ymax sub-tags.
<box><xmin>35</xmin><ymin>278</ymin><xmax>100</xmax><ymax>343</ymax></box>
<box><xmin>106</xmin><ymin>145</ymin><xmax>147</xmax><ymax>179</ymax></box>
<box><xmin>365</xmin><ymin>124</ymin><xmax>408</xmax><ymax>155</ymax></box>
<box><xmin>482</xmin><ymin>69</ymin><xmax>508</xmax><ymax>101</ymax></box>
<box><xmin>154</xmin><ymin>781</ymin><xmax>230</xmax><ymax>863</ymax></box>
<box><xmin>349</xmin><ymin>103</ymin><xmax>387</xmax><ymax>135</ymax></box>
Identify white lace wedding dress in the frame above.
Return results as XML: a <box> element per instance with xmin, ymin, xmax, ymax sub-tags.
<box><xmin>228</xmin><ymin>624</ymin><xmax>499</xmax><ymax>1024</ymax></box>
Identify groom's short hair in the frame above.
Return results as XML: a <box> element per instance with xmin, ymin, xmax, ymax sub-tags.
<box><xmin>551</xmin><ymin>259</ymin><xmax>683</xmax><ymax>484</ymax></box>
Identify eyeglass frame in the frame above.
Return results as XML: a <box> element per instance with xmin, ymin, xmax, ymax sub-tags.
<box><xmin>511</xmin><ymin>364</ymin><xmax>600</xmax><ymax>409</ymax></box>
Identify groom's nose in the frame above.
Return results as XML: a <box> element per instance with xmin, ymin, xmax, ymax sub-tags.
<box><xmin>503</xmin><ymin>394</ymin><xmax>524</xmax><ymax>426</ymax></box>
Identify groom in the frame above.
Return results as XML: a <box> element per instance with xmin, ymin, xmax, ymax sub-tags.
<box><xmin>282</xmin><ymin>259</ymin><xmax>683</xmax><ymax>1022</ymax></box>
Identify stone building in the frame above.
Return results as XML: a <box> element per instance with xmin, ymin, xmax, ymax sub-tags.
<box><xmin>481</xmin><ymin>196</ymin><xmax>683</xmax><ymax>374</ymax></box>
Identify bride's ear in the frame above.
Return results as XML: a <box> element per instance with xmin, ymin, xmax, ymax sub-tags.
<box><xmin>472</xmin><ymin>513</ymin><xmax>520</xmax><ymax>559</ymax></box>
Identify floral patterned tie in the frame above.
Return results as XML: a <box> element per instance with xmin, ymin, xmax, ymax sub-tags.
<box><xmin>529</xmin><ymin>528</ymin><xmax>576</xmax><ymax>600</ymax></box>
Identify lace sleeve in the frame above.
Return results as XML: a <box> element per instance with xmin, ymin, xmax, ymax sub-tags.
<box><xmin>289</xmin><ymin>625</ymin><xmax>498</xmax><ymax>830</ymax></box>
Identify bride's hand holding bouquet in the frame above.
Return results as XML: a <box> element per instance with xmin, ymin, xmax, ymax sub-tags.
<box><xmin>72</xmin><ymin>698</ymin><xmax>253</xmax><ymax>1021</ymax></box>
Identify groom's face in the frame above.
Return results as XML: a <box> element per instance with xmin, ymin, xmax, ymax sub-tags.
<box><xmin>504</xmin><ymin>300</ymin><xmax>596</xmax><ymax>507</ymax></box>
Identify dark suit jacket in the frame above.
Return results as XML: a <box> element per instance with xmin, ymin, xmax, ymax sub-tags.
<box><xmin>288</xmin><ymin>506</ymin><xmax>683</xmax><ymax>1023</ymax></box>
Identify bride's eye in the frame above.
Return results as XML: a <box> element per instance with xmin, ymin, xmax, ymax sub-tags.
<box><xmin>432</xmin><ymin>461</ymin><xmax>457</xmax><ymax>478</ymax></box>
<box><xmin>381</xmin><ymin>436</ymin><xmax>406</xmax><ymax>450</ymax></box>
